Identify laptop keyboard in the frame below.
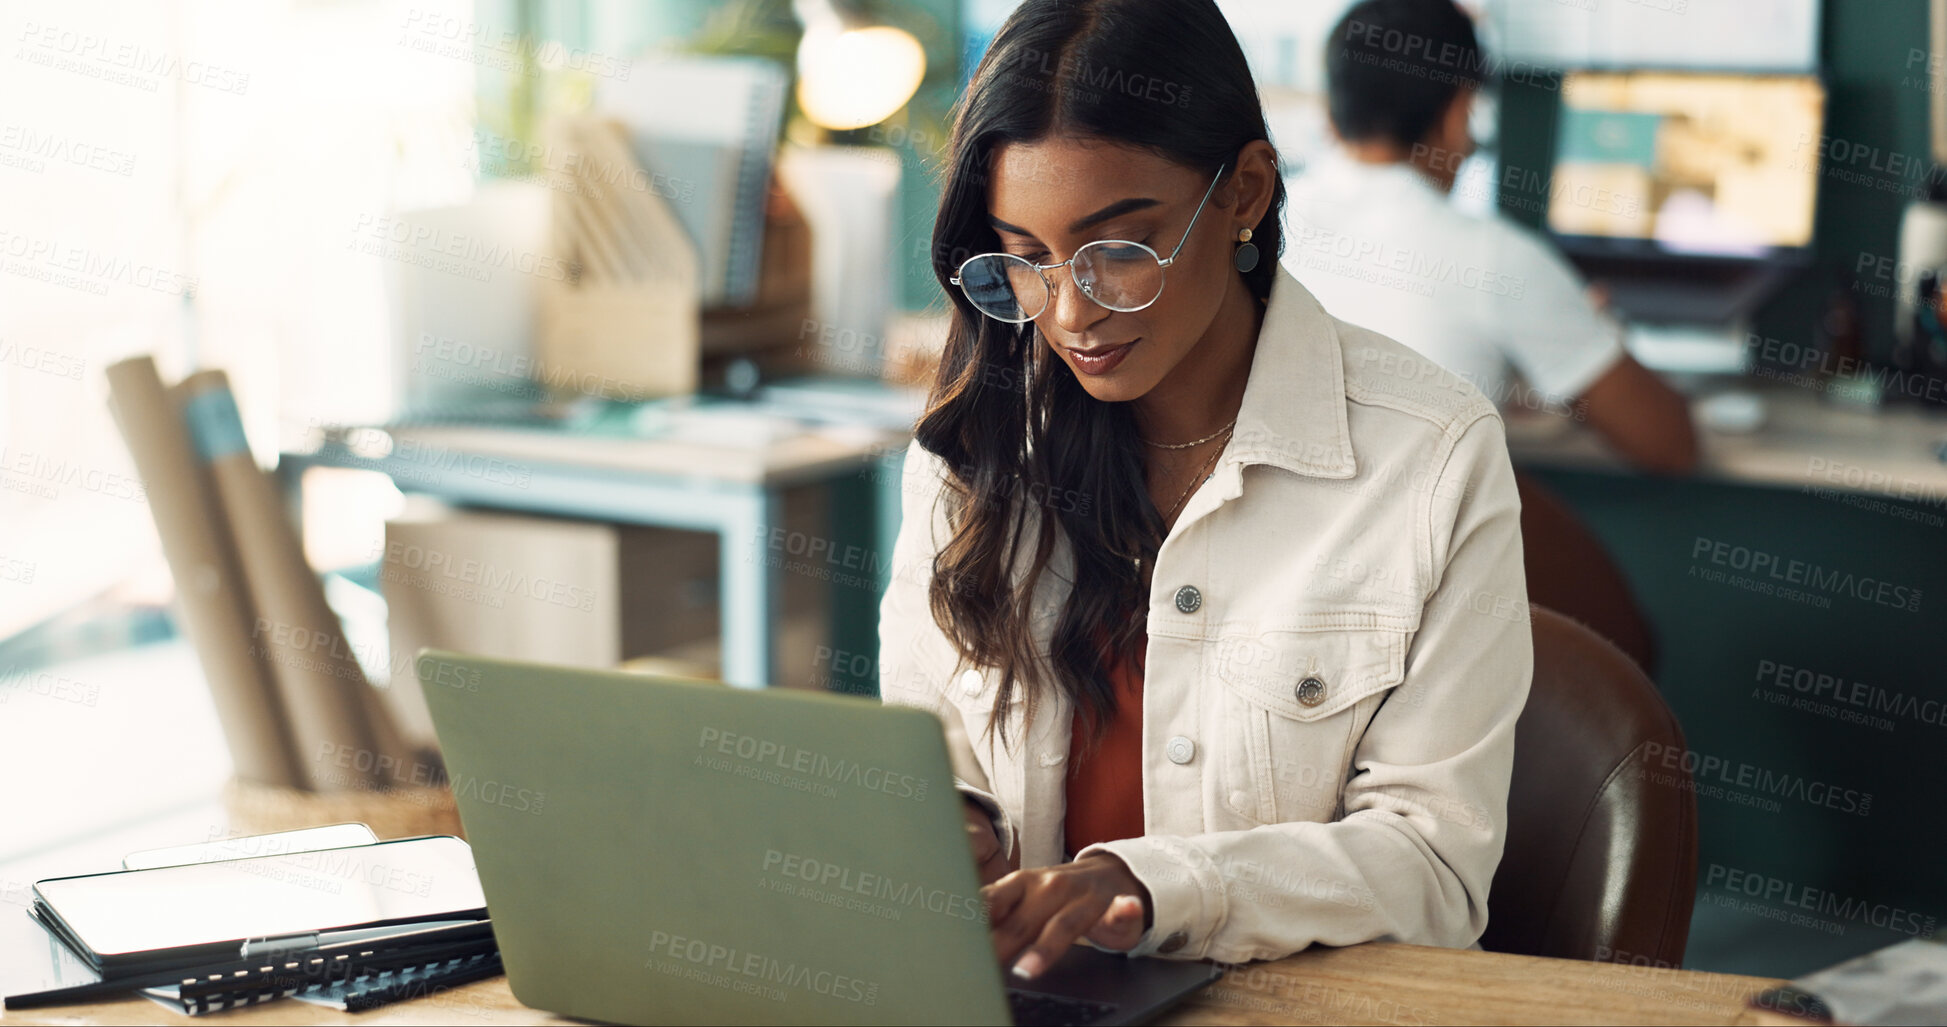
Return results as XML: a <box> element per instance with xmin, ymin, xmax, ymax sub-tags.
<box><xmin>1007</xmin><ymin>989</ymin><xmax>1119</xmax><ymax>1026</ymax></box>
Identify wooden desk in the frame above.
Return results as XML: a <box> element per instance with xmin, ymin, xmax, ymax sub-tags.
<box><xmin>2</xmin><ymin>942</ymin><xmax>1783</xmax><ymax>1026</ymax></box>
<box><xmin>279</xmin><ymin>411</ymin><xmax>907</xmax><ymax>689</ymax></box>
<box><xmin>1158</xmin><ymin>943</ymin><xmax>1782</xmax><ymax>1026</ymax></box>
<box><xmin>0</xmin><ymin>804</ymin><xmax>1784</xmax><ymax>1026</ymax></box>
<box><xmin>1506</xmin><ymin>383</ymin><xmax>1947</xmax><ymax>505</ymax></box>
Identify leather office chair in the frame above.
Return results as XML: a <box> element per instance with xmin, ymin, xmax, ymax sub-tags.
<box><xmin>1515</xmin><ymin>472</ymin><xmax>1659</xmax><ymax>678</ymax></box>
<box><xmin>1482</xmin><ymin>606</ymin><xmax>1697</xmax><ymax>967</ymax></box>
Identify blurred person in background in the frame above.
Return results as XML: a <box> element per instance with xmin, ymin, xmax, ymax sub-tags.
<box><xmin>1288</xmin><ymin>0</ymin><xmax>1699</xmax><ymax>475</ymax></box>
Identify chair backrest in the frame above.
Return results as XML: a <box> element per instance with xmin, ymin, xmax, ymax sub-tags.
<box><xmin>1515</xmin><ymin>472</ymin><xmax>1659</xmax><ymax>678</ymax></box>
<box><xmin>1482</xmin><ymin>606</ymin><xmax>1697</xmax><ymax>967</ymax></box>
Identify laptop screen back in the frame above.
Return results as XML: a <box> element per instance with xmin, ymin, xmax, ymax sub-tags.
<box><xmin>418</xmin><ymin>651</ymin><xmax>1010</xmax><ymax>1026</ymax></box>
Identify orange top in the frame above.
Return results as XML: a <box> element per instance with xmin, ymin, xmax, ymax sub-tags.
<box><xmin>1063</xmin><ymin>628</ymin><xmax>1148</xmax><ymax>858</ymax></box>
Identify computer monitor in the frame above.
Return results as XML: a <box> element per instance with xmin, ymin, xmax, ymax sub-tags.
<box><xmin>1491</xmin><ymin>0</ymin><xmax>1821</xmax><ymax>72</ymax></box>
<box><xmin>1547</xmin><ymin>71</ymin><xmax>1826</xmax><ymax>263</ymax></box>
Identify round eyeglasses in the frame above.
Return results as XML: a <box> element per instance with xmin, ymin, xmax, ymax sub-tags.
<box><xmin>950</xmin><ymin>163</ymin><xmax>1229</xmax><ymax>324</ymax></box>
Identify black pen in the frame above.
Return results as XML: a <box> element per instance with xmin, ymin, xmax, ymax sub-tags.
<box><xmin>239</xmin><ymin>919</ymin><xmax>482</xmax><ymax>959</ymax></box>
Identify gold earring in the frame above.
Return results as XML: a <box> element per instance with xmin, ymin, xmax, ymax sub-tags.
<box><xmin>1233</xmin><ymin>227</ymin><xmax>1259</xmax><ymax>273</ymax></box>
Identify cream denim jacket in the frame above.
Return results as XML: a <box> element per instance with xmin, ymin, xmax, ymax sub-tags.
<box><xmin>879</xmin><ymin>266</ymin><xmax>1532</xmax><ymax>964</ymax></box>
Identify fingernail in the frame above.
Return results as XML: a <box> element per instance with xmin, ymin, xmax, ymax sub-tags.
<box><xmin>1011</xmin><ymin>952</ymin><xmax>1046</xmax><ymax>980</ymax></box>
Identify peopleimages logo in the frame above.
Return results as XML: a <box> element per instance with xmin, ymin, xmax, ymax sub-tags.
<box><xmin>695</xmin><ymin>728</ymin><xmax>929</xmax><ymax>802</ymax></box>
<box><xmin>0</xmin><ymin>448</ymin><xmax>147</xmax><ymax>503</ymax></box>
<box><xmin>1640</xmin><ymin>742</ymin><xmax>1872</xmax><ymax>816</ymax></box>
<box><xmin>0</xmin><ymin>231</ymin><xmax>196</xmax><ymax>296</ymax></box>
<box><xmin>1754</xmin><ymin>659</ymin><xmax>1947</xmax><ymax>731</ymax></box>
<box><xmin>1290</xmin><ymin>226</ymin><xmax>1527</xmax><ymax>298</ymax></box>
<box><xmin>1705</xmin><ymin>864</ymin><xmax>1937</xmax><ymax>938</ymax></box>
<box><xmin>1690</xmin><ymin>537</ymin><xmax>1923</xmax><ymax>613</ymax></box>
<box><xmin>760</xmin><ymin>850</ymin><xmax>982</xmax><ymax>921</ymax></box>
<box><xmin>376</xmin><ymin>539</ymin><xmax>594</xmax><ymax>612</ymax></box>
<box><xmin>1001</xmin><ymin>47</ymin><xmax>1194</xmax><ymax>108</ymax></box>
<box><xmin>1203</xmin><ymin>854</ymin><xmax>1377</xmax><ymax>913</ymax></box>
<box><xmin>645</xmin><ymin>930</ymin><xmax>879</xmax><ymax>1006</ymax></box>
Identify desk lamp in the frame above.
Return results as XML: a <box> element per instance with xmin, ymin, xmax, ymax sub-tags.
<box><xmin>791</xmin><ymin>0</ymin><xmax>928</xmax><ymax>132</ymax></box>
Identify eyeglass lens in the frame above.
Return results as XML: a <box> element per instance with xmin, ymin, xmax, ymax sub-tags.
<box><xmin>1073</xmin><ymin>242</ymin><xmax>1164</xmax><ymax>311</ymax></box>
<box><xmin>959</xmin><ymin>240</ymin><xmax>1167</xmax><ymax>323</ymax></box>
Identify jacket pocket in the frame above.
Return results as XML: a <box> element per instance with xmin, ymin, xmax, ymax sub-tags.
<box><xmin>1210</xmin><ymin>628</ymin><xmax>1407</xmax><ymax>823</ymax></box>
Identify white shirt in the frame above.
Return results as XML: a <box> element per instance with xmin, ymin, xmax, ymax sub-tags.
<box><xmin>879</xmin><ymin>266</ymin><xmax>1532</xmax><ymax>962</ymax></box>
<box><xmin>1282</xmin><ymin>154</ymin><xmax>1625</xmax><ymax>409</ymax></box>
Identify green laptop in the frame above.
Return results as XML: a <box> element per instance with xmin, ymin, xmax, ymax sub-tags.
<box><xmin>416</xmin><ymin>650</ymin><xmax>1220</xmax><ymax>1026</ymax></box>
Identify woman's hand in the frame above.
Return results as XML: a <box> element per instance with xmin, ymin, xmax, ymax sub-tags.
<box><xmin>982</xmin><ymin>853</ymin><xmax>1152</xmax><ymax>980</ymax></box>
<box><xmin>964</xmin><ymin>797</ymin><xmax>1016</xmax><ymax>885</ymax></box>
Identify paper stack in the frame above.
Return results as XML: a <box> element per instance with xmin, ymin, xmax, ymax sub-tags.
<box><xmin>534</xmin><ymin>115</ymin><xmax>701</xmax><ymax>401</ymax></box>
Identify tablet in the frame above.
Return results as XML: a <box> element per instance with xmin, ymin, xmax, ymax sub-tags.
<box><xmin>121</xmin><ymin>823</ymin><xmax>380</xmax><ymax>870</ymax></box>
<box><xmin>32</xmin><ymin>835</ymin><xmax>485</xmax><ymax>971</ymax></box>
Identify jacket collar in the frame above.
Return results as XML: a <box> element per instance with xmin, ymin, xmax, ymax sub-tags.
<box><xmin>1224</xmin><ymin>264</ymin><xmax>1358</xmax><ymax>480</ymax></box>
<box><xmin>1041</xmin><ymin>265</ymin><xmax>1355</xmax><ymax>584</ymax></box>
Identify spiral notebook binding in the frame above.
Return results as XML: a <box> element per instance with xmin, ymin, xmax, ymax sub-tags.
<box><xmin>338</xmin><ymin>951</ymin><xmax>504</xmax><ymax>1013</ymax></box>
<box><xmin>162</xmin><ymin>925</ymin><xmax>500</xmax><ymax>1015</ymax></box>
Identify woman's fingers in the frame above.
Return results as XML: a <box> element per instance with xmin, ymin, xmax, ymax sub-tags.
<box><xmin>984</xmin><ymin>868</ymin><xmax>1108</xmax><ymax>974</ymax></box>
<box><xmin>1008</xmin><ymin>890</ymin><xmax>1110</xmax><ymax>981</ymax></box>
<box><xmin>1085</xmin><ymin>894</ymin><xmax>1147</xmax><ymax>952</ymax></box>
<box><xmin>980</xmin><ymin>870</ymin><xmax>1029</xmax><ymax>939</ymax></box>
<box><xmin>961</xmin><ymin>802</ymin><xmax>1012</xmax><ymax>884</ymax></box>
<box><xmin>963</xmin><ymin>801</ymin><xmax>1009</xmax><ymax>884</ymax></box>
<box><xmin>966</xmin><ymin>821</ymin><xmax>1001</xmax><ymax>874</ymax></box>
<box><xmin>984</xmin><ymin>858</ymin><xmax>1154</xmax><ymax>978</ymax></box>
<box><xmin>965</xmin><ymin>820</ymin><xmax>998</xmax><ymax>862</ymax></box>
<box><xmin>962</xmin><ymin>801</ymin><xmax>998</xmax><ymax>854</ymax></box>
<box><xmin>984</xmin><ymin>869</ymin><xmax>1071</xmax><ymax>966</ymax></box>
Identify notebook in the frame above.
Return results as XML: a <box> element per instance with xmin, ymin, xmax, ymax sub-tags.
<box><xmin>597</xmin><ymin>55</ymin><xmax>789</xmax><ymax>307</ymax></box>
<box><xmin>136</xmin><ymin>919</ymin><xmax>500</xmax><ymax>1016</ymax></box>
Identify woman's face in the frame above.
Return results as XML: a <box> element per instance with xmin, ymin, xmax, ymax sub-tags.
<box><xmin>984</xmin><ymin>139</ymin><xmax>1241</xmax><ymax>404</ymax></box>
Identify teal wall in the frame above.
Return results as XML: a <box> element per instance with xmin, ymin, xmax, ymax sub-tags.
<box><xmin>1495</xmin><ymin>0</ymin><xmax>1947</xmax><ymax>977</ymax></box>
<box><xmin>1487</xmin><ymin>0</ymin><xmax>1947</xmax><ymax>974</ymax></box>
<box><xmin>1532</xmin><ymin>469</ymin><xmax>1946</xmax><ymax>977</ymax></box>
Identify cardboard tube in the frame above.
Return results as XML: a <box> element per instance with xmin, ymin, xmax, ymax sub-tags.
<box><xmin>174</xmin><ymin>370</ymin><xmax>414</xmax><ymax>791</ymax></box>
<box><xmin>104</xmin><ymin>357</ymin><xmax>303</xmax><ymax>788</ymax></box>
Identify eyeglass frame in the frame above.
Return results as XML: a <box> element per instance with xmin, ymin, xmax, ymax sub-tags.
<box><xmin>949</xmin><ymin>162</ymin><xmax>1231</xmax><ymax>324</ymax></box>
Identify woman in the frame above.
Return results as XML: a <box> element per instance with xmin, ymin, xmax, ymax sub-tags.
<box><xmin>878</xmin><ymin>0</ymin><xmax>1532</xmax><ymax>976</ymax></box>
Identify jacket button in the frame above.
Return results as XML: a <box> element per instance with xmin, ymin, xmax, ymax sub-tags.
<box><xmin>1165</xmin><ymin>736</ymin><xmax>1196</xmax><ymax>765</ymax></box>
<box><xmin>960</xmin><ymin>669</ymin><xmax>983</xmax><ymax>696</ymax></box>
<box><xmin>1173</xmin><ymin>586</ymin><xmax>1202</xmax><ymax>613</ymax></box>
<box><xmin>1295</xmin><ymin>676</ymin><xmax>1327</xmax><ymax>707</ymax></box>
<box><xmin>1158</xmin><ymin>931</ymin><xmax>1189</xmax><ymax>954</ymax></box>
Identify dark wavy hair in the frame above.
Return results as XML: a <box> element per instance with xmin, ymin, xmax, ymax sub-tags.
<box><xmin>1325</xmin><ymin>0</ymin><xmax>1483</xmax><ymax>149</ymax></box>
<box><xmin>917</xmin><ymin>0</ymin><xmax>1285</xmax><ymax>747</ymax></box>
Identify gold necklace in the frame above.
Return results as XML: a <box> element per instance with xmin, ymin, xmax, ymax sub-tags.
<box><xmin>1158</xmin><ymin>424</ymin><xmax>1233</xmax><ymax>524</ymax></box>
<box><xmin>1140</xmin><ymin>418</ymin><xmax>1238</xmax><ymax>450</ymax></box>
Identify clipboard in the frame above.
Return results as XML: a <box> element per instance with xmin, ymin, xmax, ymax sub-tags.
<box><xmin>2</xmin><ymin>825</ymin><xmax>378</xmax><ymax>1003</ymax></box>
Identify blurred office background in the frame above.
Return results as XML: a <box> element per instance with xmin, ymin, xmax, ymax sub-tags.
<box><xmin>2</xmin><ymin>0</ymin><xmax>1942</xmax><ymax>981</ymax></box>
